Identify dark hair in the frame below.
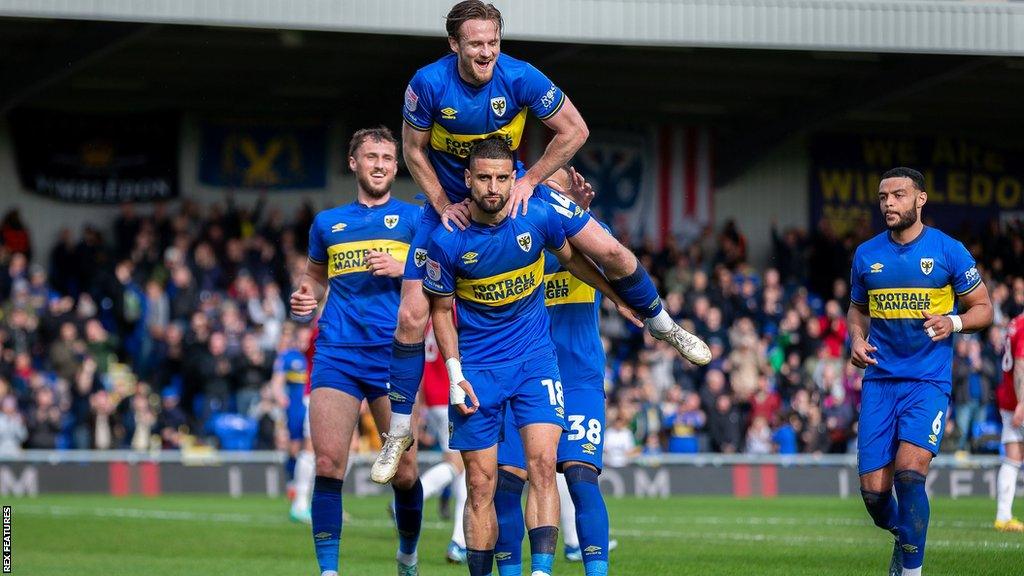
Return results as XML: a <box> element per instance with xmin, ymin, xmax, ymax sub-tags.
<box><xmin>881</xmin><ymin>167</ymin><xmax>926</xmax><ymax>192</ymax></box>
<box><xmin>467</xmin><ymin>137</ymin><xmax>514</xmax><ymax>168</ymax></box>
<box><xmin>446</xmin><ymin>0</ymin><xmax>503</xmax><ymax>40</ymax></box>
<box><xmin>347</xmin><ymin>126</ymin><xmax>398</xmax><ymax>159</ymax></box>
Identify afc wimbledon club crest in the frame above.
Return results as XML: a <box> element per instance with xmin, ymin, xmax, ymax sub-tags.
<box><xmin>490</xmin><ymin>96</ymin><xmax>507</xmax><ymax>117</ymax></box>
<box><xmin>384</xmin><ymin>215</ymin><xmax>399</xmax><ymax>229</ymax></box>
<box><xmin>920</xmin><ymin>258</ymin><xmax>934</xmax><ymax>275</ymax></box>
<box><xmin>516</xmin><ymin>232</ymin><xmax>532</xmax><ymax>252</ymax></box>
<box><xmin>414</xmin><ymin>248</ymin><xmax>428</xmax><ymax>268</ymax></box>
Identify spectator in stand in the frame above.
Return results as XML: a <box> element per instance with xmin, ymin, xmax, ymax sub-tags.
<box><xmin>25</xmin><ymin>385</ymin><xmax>61</xmax><ymax>449</ymax></box>
<box><xmin>952</xmin><ymin>338</ymin><xmax>992</xmax><ymax>452</ymax></box>
<box><xmin>664</xmin><ymin>390</ymin><xmax>705</xmax><ymax>454</ymax></box>
<box><xmin>1</xmin><ymin>209</ymin><xmax>31</xmax><ymax>261</ymax></box>
<box><xmin>0</xmin><ymin>394</ymin><xmax>27</xmax><ymax>454</ymax></box>
<box><xmin>604</xmin><ymin>410</ymin><xmax>637</xmax><ymax>468</ymax></box>
<box><xmin>708</xmin><ymin>394</ymin><xmax>742</xmax><ymax>453</ymax></box>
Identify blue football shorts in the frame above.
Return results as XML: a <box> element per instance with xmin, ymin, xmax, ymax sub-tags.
<box><xmin>499</xmin><ymin>384</ymin><xmax>606</xmax><ymax>472</ymax></box>
<box><xmin>310</xmin><ymin>344</ymin><xmax>390</xmax><ymax>403</ymax></box>
<box><xmin>449</xmin><ymin>352</ymin><xmax>566</xmax><ymax>452</ymax></box>
<box><xmin>858</xmin><ymin>379</ymin><xmax>951</xmax><ymax>475</ymax></box>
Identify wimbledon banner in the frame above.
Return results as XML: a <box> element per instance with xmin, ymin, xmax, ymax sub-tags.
<box><xmin>10</xmin><ymin>111</ymin><xmax>178</xmax><ymax>203</ymax></box>
<box><xmin>810</xmin><ymin>134</ymin><xmax>1024</xmax><ymax>237</ymax></box>
<box><xmin>199</xmin><ymin>118</ymin><xmax>327</xmax><ymax>190</ymax></box>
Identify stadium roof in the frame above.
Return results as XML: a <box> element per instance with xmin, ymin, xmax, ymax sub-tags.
<box><xmin>1</xmin><ymin>0</ymin><xmax>1023</xmax><ymax>56</ymax></box>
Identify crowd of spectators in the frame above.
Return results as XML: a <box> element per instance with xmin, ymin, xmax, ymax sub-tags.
<box><xmin>0</xmin><ymin>199</ymin><xmax>1021</xmax><ymax>461</ymax></box>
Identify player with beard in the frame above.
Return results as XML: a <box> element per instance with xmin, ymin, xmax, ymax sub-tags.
<box><xmin>372</xmin><ymin>0</ymin><xmax>711</xmax><ymax>485</ymax></box>
<box><xmin>290</xmin><ymin>127</ymin><xmax>425</xmax><ymax>576</ymax></box>
<box><xmin>847</xmin><ymin>167</ymin><xmax>992</xmax><ymax>576</ymax></box>
<box><xmin>424</xmin><ymin>138</ymin><xmax>640</xmax><ymax>576</ymax></box>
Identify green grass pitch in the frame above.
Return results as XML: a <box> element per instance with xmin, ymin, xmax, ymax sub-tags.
<box><xmin>9</xmin><ymin>494</ymin><xmax>1020</xmax><ymax>575</ymax></box>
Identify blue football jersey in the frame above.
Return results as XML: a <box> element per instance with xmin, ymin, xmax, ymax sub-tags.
<box><xmin>308</xmin><ymin>198</ymin><xmax>420</xmax><ymax>348</ymax></box>
<box><xmin>423</xmin><ymin>198</ymin><xmax>567</xmax><ymax>367</ymax></box>
<box><xmin>542</xmin><ymin>221</ymin><xmax>610</xmax><ymax>392</ymax></box>
<box><xmin>275</xmin><ymin>349</ymin><xmax>308</xmax><ymax>387</ymax></box>
<box><xmin>402</xmin><ymin>53</ymin><xmax>566</xmax><ymax>203</ymax></box>
<box><xmin>850</xmin><ymin>226</ymin><xmax>981</xmax><ymax>389</ymax></box>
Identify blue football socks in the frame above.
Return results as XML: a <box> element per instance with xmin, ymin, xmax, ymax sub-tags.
<box><xmin>565</xmin><ymin>465</ymin><xmax>610</xmax><ymax>576</ymax></box>
<box><xmin>494</xmin><ymin>469</ymin><xmax>526</xmax><ymax>576</ymax></box>
<box><xmin>311</xmin><ymin>475</ymin><xmax>344</xmax><ymax>574</ymax></box>
<box><xmin>894</xmin><ymin>470</ymin><xmax>930</xmax><ymax>570</ymax></box>
<box><xmin>388</xmin><ymin>339</ymin><xmax>424</xmax><ymax>416</ymax></box>
<box><xmin>392</xmin><ymin>478</ymin><xmax>423</xmax><ymax>560</ymax></box>
<box><xmin>607</xmin><ymin>261</ymin><xmax>664</xmax><ymax>319</ymax></box>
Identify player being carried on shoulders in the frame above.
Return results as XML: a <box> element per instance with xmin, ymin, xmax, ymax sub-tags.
<box><xmin>372</xmin><ymin>0</ymin><xmax>711</xmax><ymax>485</ymax></box>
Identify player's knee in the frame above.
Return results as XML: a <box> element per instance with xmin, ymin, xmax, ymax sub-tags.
<box><xmin>395</xmin><ymin>302</ymin><xmax>428</xmax><ymax>340</ymax></box>
<box><xmin>894</xmin><ymin>469</ymin><xmax>927</xmax><ymax>487</ymax></box>
<box><xmin>466</xmin><ymin>467</ymin><xmax>496</xmax><ymax>503</ymax></box>
<box><xmin>860</xmin><ymin>488</ymin><xmax>893</xmax><ymax>529</ymax></box>
<box><xmin>315</xmin><ymin>453</ymin><xmax>345</xmax><ymax>478</ymax></box>
<box><xmin>526</xmin><ymin>452</ymin><xmax>557</xmax><ymax>487</ymax></box>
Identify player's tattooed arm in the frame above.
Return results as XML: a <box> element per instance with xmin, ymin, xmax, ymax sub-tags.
<box><xmin>553</xmin><ymin>241</ymin><xmax>644</xmax><ymax>328</ymax></box>
<box><xmin>403</xmin><ymin>123</ymin><xmax>470</xmax><ymax>231</ymax></box>
<box><xmin>429</xmin><ymin>293</ymin><xmax>479</xmax><ymax>415</ymax></box>
<box><xmin>847</xmin><ymin>302</ymin><xmax>877</xmax><ymax>369</ymax></box>
<box><xmin>289</xmin><ymin>261</ymin><xmax>327</xmax><ymax>321</ymax></box>
<box><xmin>923</xmin><ymin>281</ymin><xmax>992</xmax><ymax>341</ymax></box>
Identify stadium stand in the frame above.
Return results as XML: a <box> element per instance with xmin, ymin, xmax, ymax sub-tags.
<box><xmin>0</xmin><ymin>198</ymin><xmax>1020</xmax><ymax>459</ymax></box>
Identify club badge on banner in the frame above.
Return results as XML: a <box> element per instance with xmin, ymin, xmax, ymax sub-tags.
<box><xmin>199</xmin><ymin>119</ymin><xmax>328</xmax><ymax>190</ymax></box>
<box><xmin>10</xmin><ymin>111</ymin><xmax>178</xmax><ymax>203</ymax></box>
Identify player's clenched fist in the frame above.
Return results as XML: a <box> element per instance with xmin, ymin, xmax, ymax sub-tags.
<box><xmin>366</xmin><ymin>250</ymin><xmax>403</xmax><ymax>277</ymax></box>
<box><xmin>922</xmin><ymin>311</ymin><xmax>954</xmax><ymax>342</ymax></box>
<box><xmin>289</xmin><ymin>283</ymin><xmax>318</xmax><ymax>321</ymax></box>
<box><xmin>850</xmin><ymin>335</ymin><xmax>878</xmax><ymax>369</ymax></box>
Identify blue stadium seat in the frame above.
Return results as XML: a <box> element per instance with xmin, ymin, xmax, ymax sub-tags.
<box><xmin>210</xmin><ymin>413</ymin><xmax>258</xmax><ymax>451</ymax></box>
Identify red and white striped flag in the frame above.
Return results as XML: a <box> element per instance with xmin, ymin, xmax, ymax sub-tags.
<box><xmin>519</xmin><ymin>123</ymin><xmax>714</xmax><ymax>248</ymax></box>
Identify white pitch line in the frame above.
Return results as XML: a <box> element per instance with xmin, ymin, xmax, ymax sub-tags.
<box><xmin>15</xmin><ymin>505</ymin><xmax>1020</xmax><ymax>551</ymax></box>
<box><xmin>623</xmin><ymin>515</ymin><xmax>995</xmax><ymax>530</ymax></box>
<box><xmin>608</xmin><ymin>528</ymin><xmax>1023</xmax><ymax>551</ymax></box>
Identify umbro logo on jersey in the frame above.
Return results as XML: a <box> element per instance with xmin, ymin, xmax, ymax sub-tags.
<box><xmin>870</xmin><ymin>262</ymin><xmax>884</xmax><ymax>273</ymax></box>
<box><xmin>441</xmin><ymin>107</ymin><xmax>457</xmax><ymax>119</ymax></box>
<box><xmin>920</xmin><ymin>258</ymin><xmax>934</xmax><ymax>275</ymax></box>
<box><xmin>490</xmin><ymin>96</ymin><xmax>506</xmax><ymax>117</ymax></box>
<box><xmin>461</xmin><ymin>251</ymin><xmax>479</xmax><ymax>264</ymax></box>
<box><xmin>384</xmin><ymin>215</ymin><xmax>399</xmax><ymax>229</ymax></box>
<box><xmin>517</xmin><ymin>232</ymin><xmax>532</xmax><ymax>252</ymax></box>
<box><xmin>331</xmin><ymin>223</ymin><xmax>347</xmax><ymax>233</ymax></box>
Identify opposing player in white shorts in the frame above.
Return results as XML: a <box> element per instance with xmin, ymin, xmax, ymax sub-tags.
<box><xmin>995</xmin><ymin>312</ymin><xmax>1024</xmax><ymax>532</ymax></box>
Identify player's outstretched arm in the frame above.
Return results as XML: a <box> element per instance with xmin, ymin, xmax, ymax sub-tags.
<box><xmin>553</xmin><ymin>241</ymin><xmax>643</xmax><ymax>328</ymax></box>
<box><xmin>429</xmin><ymin>293</ymin><xmax>479</xmax><ymax>415</ymax></box>
<box><xmin>289</xmin><ymin>260</ymin><xmax>327</xmax><ymax>321</ymax></box>
<box><xmin>511</xmin><ymin>97</ymin><xmax>589</xmax><ymax>218</ymax></box>
<box><xmin>847</xmin><ymin>302</ymin><xmax>877</xmax><ymax>369</ymax></box>
<box><xmin>922</xmin><ymin>282</ymin><xmax>992</xmax><ymax>341</ymax></box>
<box><xmin>403</xmin><ymin>122</ymin><xmax>470</xmax><ymax>231</ymax></box>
